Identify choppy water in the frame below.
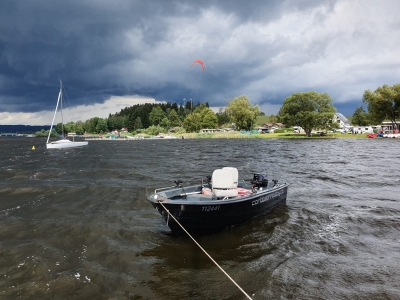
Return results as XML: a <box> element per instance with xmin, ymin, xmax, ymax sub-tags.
<box><xmin>1</xmin><ymin>137</ymin><xmax>399</xmax><ymax>300</ymax></box>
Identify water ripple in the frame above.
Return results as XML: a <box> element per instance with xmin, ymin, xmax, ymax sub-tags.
<box><xmin>1</xmin><ymin>137</ymin><xmax>400</xmax><ymax>299</ymax></box>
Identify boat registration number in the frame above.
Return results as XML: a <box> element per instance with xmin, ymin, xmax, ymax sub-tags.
<box><xmin>202</xmin><ymin>205</ymin><xmax>220</xmax><ymax>212</ymax></box>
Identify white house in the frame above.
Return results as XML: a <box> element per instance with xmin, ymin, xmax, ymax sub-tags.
<box><xmin>333</xmin><ymin>113</ymin><xmax>351</xmax><ymax>128</ymax></box>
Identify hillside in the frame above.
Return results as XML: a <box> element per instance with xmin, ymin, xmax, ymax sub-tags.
<box><xmin>0</xmin><ymin>125</ymin><xmax>51</xmax><ymax>133</ymax></box>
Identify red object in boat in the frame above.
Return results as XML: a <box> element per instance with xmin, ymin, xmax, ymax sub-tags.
<box><xmin>202</xmin><ymin>187</ymin><xmax>252</xmax><ymax>196</ymax></box>
<box><xmin>367</xmin><ymin>133</ymin><xmax>378</xmax><ymax>138</ymax></box>
<box><xmin>236</xmin><ymin>188</ymin><xmax>252</xmax><ymax>196</ymax></box>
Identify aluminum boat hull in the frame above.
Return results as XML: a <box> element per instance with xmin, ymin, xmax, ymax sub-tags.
<box><xmin>148</xmin><ymin>183</ymin><xmax>288</xmax><ymax>235</ymax></box>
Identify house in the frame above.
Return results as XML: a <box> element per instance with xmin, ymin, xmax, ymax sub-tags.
<box><xmin>261</xmin><ymin>123</ymin><xmax>273</xmax><ymax>129</ymax></box>
<box><xmin>261</xmin><ymin>123</ymin><xmax>285</xmax><ymax>129</ymax></box>
<box><xmin>333</xmin><ymin>113</ymin><xmax>351</xmax><ymax>128</ymax></box>
<box><xmin>380</xmin><ymin>121</ymin><xmax>399</xmax><ymax>134</ymax></box>
<box><xmin>257</xmin><ymin>127</ymin><xmax>270</xmax><ymax>133</ymax></box>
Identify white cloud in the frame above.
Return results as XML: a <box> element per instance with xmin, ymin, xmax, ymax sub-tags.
<box><xmin>0</xmin><ymin>95</ymin><xmax>164</xmax><ymax>125</ymax></box>
<box><xmin>258</xmin><ymin>102</ymin><xmax>282</xmax><ymax>115</ymax></box>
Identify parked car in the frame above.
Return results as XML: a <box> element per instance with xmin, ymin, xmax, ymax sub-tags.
<box><xmin>293</xmin><ymin>126</ymin><xmax>303</xmax><ymax>133</ymax></box>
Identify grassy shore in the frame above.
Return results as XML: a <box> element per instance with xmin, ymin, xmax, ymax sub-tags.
<box><xmin>108</xmin><ymin>131</ymin><xmax>369</xmax><ymax>139</ymax></box>
<box><xmin>178</xmin><ymin>131</ymin><xmax>368</xmax><ymax>139</ymax></box>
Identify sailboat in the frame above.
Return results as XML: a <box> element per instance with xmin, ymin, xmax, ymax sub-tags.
<box><xmin>46</xmin><ymin>80</ymin><xmax>88</xmax><ymax>149</ymax></box>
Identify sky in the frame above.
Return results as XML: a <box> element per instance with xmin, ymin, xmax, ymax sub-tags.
<box><xmin>1</xmin><ymin>0</ymin><xmax>400</xmax><ymax>125</ymax></box>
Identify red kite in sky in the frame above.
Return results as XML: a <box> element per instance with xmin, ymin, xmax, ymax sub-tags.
<box><xmin>191</xmin><ymin>59</ymin><xmax>205</xmax><ymax>71</ymax></box>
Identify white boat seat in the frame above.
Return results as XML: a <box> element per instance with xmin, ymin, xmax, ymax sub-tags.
<box><xmin>212</xmin><ymin>169</ymin><xmax>238</xmax><ymax>198</ymax></box>
<box><xmin>222</xmin><ymin>167</ymin><xmax>239</xmax><ymax>188</ymax></box>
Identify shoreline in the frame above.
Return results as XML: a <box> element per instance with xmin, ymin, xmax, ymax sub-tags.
<box><xmin>10</xmin><ymin>132</ymin><xmax>397</xmax><ymax>140</ymax></box>
<box><xmin>177</xmin><ymin>132</ymin><xmax>370</xmax><ymax>139</ymax></box>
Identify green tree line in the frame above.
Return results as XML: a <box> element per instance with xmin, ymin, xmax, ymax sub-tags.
<box><xmin>36</xmin><ymin>96</ymin><xmax>262</xmax><ymax>136</ymax></box>
<box><xmin>36</xmin><ymin>83</ymin><xmax>400</xmax><ymax>137</ymax></box>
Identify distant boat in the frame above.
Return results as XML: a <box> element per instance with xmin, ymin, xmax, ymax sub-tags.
<box><xmin>46</xmin><ymin>81</ymin><xmax>88</xmax><ymax>149</ymax></box>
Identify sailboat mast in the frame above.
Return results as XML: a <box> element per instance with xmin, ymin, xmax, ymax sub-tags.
<box><xmin>46</xmin><ymin>80</ymin><xmax>62</xmax><ymax>144</ymax></box>
<box><xmin>60</xmin><ymin>80</ymin><xmax>64</xmax><ymax>138</ymax></box>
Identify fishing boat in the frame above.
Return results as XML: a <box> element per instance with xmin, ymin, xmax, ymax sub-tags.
<box><xmin>147</xmin><ymin>167</ymin><xmax>289</xmax><ymax>235</ymax></box>
<box><xmin>46</xmin><ymin>80</ymin><xmax>88</xmax><ymax>149</ymax></box>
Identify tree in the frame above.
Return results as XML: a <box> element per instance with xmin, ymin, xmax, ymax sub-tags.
<box><xmin>168</xmin><ymin>109</ymin><xmax>181</xmax><ymax>127</ymax></box>
<box><xmin>144</xmin><ymin>125</ymin><xmax>163</xmax><ymax>135</ymax></box>
<box><xmin>55</xmin><ymin>122</ymin><xmax>69</xmax><ymax>135</ymax></box>
<box><xmin>75</xmin><ymin>120</ymin><xmax>85</xmax><ymax>135</ymax></box>
<box><xmin>107</xmin><ymin>115</ymin><xmax>125</xmax><ymax>131</ymax></box>
<box><xmin>127</xmin><ymin>113</ymin><xmax>136</xmax><ymax>132</ymax></box>
<box><xmin>160</xmin><ymin>117</ymin><xmax>169</xmax><ymax>128</ymax></box>
<box><xmin>125</xmin><ymin>104</ymin><xmax>152</xmax><ymax>129</ymax></box>
<box><xmin>133</xmin><ymin>117</ymin><xmax>143</xmax><ymax>130</ymax></box>
<box><xmin>149</xmin><ymin>106</ymin><xmax>166</xmax><ymax>125</ymax></box>
<box><xmin>84</xmin><ymin>117</ymin><xmax>100</xmax><ymax>133</ymax></box>
<box><xmin>55</xmin><ymin>123</ymin><xmax>62</xmax><ymax>135</ymax></box>
<box><xmin>278</xmin><ymin>92</ymin><xmax>336</xmax><ymax>137</ymax></box>
<box><xmin>183</xmin><ymin>103</ymin><xmax>217</xmax><ymax>132</ymax></box>
<box><xmin>201</xmin><ymin>109</ymin><xmax>218</xmax><ymax>129</ymax></box>
<box><xmin>95</xmin><ymin>118</ymin><xmax>108</xmax><ymax>133</ymax></box>
<box><xmin>268</xmin><ymin>114</ymin><xmax>278</xmax><ymax>123</ymax></box>
<box><xmin>225</xmin><ymin>95</ymin><xmax>261</xmax><ymax>130</ymax></box>
<box><xmin>107</xmin><ymin>115</ymin><xmax>116</xmax><ymax>131</ymax></box>
<box><xmin>64</xmin><ymin>122</ymin><xmax>75</xmax><ymax>134</ymax></box>
<box><xmin>363</xmin><ymin>84</ymin><xmax>400</xmax><ymax>129</ymax></box>
<box><xmin>352</xmin><ymin>106</ymin><xmax>369</xmax><ymax>126</ymax></box>
<box><xmin>216</xmin><ymin>108</ymin><xmax>230</xmax><ymax>127</ymax></box>
<box><xmin>35</xmin><ymin>129</ymin><xmax>57</xmax><ymax>137</ymax></box>
<box><xmin>184</xmin><ymin>112</ymin><xmax>202</xmax><ymax>132</ymax></box>
<box><xmin>178</xmin><ymin>103</ymin><xmax>186</xmax><ymax>121</ymax></box>
<box><xmin>55</xmin><ymin>121</ymin><xmax>81</xmax><ymax>135</ymax></box>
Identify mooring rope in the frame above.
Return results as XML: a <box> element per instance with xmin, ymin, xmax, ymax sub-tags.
<box><xmin>158</xmin><ymin>201</ymin><xmax>253</xmax><ymax>300</ymax></box>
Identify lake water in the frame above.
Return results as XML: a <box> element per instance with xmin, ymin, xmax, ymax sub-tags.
<box><xmin>1</xmin><ymin>137</ymin><xmax>399</xmax><ymax>299</ymax></box>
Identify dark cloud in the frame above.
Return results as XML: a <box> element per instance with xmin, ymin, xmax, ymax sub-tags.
<box><xmin>0</xmin><ymin>0</ymin><xmax>398</xmax><ymax>124</ymax></box>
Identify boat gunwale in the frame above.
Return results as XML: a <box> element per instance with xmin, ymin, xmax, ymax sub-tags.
<box><xmin>147</xmin><ymin>183</ymin><xmax>289</xmax><ymax>206</ymax></box>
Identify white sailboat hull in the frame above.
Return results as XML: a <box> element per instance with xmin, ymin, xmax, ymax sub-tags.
<box><xmin>46</xmin><ymin>139</ymin><xmax>88</xmax><ymax>149</ymax></box>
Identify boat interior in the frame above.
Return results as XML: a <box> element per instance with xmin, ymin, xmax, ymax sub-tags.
<box><xmin>151</xmin><ymin>167</ymin><xmax>279</xmax><ymax>202</ymax></box>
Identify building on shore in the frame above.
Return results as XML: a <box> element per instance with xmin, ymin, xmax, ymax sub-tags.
<box><xmin>380</xmin><ymin>121</ymin><xmax>399</xmax><ymax>134</ymax></box>
<box><xmin>333</xmin><ymin>113</ymin><xmax>351</xmax><ymax>128</ymax></box>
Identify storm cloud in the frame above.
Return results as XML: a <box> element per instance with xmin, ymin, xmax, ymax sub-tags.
<box><xmin>1</xmin><ymin>0</ymin><xmax>400</xmax><ymax>124</ymax></box>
